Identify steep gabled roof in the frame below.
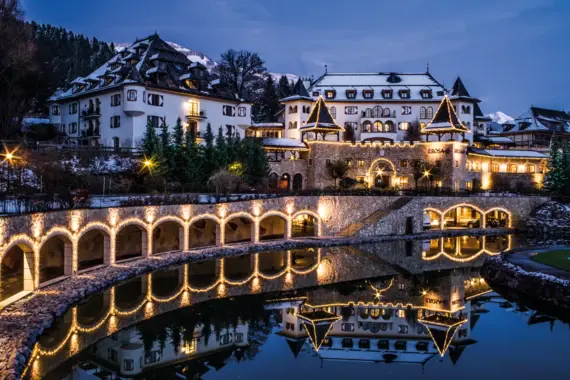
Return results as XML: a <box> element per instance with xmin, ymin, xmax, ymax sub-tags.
<box><xmin>422</xmin><ymin>96</ymin><xmax>470</xmax><ymax>134</ymax></box>
<box><xmin>450</xmin><ymin>77</ymin><xmax>470</xmax><ymax>97</ymax></box>
<box><xmin>419</xmin><ymin>315</ymin><xmax>467</xmax><ymax>357</ymax></box>
<box><xmin>296</xmin><ymin>311</ymin><xmax>340</xmax><ymax>352</ymax></box>
<box><xmin>300</xmin><ymin>96</ymin><xmax>344</xmax><ymax>131</ymax></box>
<box><xmin>281</xmin><ymin>79</ymin><xmax>312</xmax><ymax>102</ymax></box>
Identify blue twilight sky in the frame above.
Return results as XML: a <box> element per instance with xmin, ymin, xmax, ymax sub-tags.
<box><xmin>21</xmin><ymin>0</ymin><xmax>570</xmax><ymax>117</ymax></box>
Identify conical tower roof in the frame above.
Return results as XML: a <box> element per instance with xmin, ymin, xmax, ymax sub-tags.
<box><xmin>422</xmin><ymin>95</ymin><xmax>470</xmax><ymax>134</ymax></box>
<box><xmin>451</xmin><ymin>77</ymin><xmax>470</xmax><ymax>97</ymax></box>
<box><xmin>296</xmin><ymin>310</ymin><xmax>340</xmax><ymax>351</ymax></box>
<box><xmin>280</xmin><ymin>78</ymin><xmax>312</xmax><ymax>102</ymax></box>
<box><xmin>301</xmin><ymin>96</ymin><xmax>344</xmax><ymax>131</ymax></box>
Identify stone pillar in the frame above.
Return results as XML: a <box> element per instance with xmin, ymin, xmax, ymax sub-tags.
<box><xmin>216</xmin><ymin>223</ymin><xmax>223</xmax><ymax>247</ymax></box>
<box><xmin>143</xmin><ymin>228</ymin><xmax>150</xmax><ymax>258</ymax></box>
<box><xmin>285</xmin><ymin>219</ymin><xmax>292</xmax><ymax>240</ymax></box>
<box><xmin>64</xmin><ymin>240</ymin><xmax>73</xmax><ymax>276</ymax></box>
<box><xmin>215</xmin><ymin>259</ymin><xmax>223</xmax><ymax>281</ymax></box>
<box><xmin>104</xmin><ymin>234</ymin><xmax>113</xmax><ymax>265</ymax></box>
<box><xmin>252</xmin><ymin>219</ymin><xmax>259</xmax><ymax>244</ymax></box>
<box><xmin>23</xmin><ymin>250</ymin><xmax>35</xmax><ymax>291</ymax></box>
<box><xmin>178</xmin><ymin>265</ymin><xmax>185</xmax><ymax>285</ymax></box>
<box><xmin>183</xmin><ymin>223</ymin><xmax>189</xmax><ymax>252</ymax></box>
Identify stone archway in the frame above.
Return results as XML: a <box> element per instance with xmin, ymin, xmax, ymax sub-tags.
<box><xmin>367</xmin><ymin>158</ymin><xmax>397</xmax><ymax>189</ymax></box>
<box><xmin>443</xmin><ymin>205</ymin><xmax>483</xmax><ymax>229</ymax></box>
<box><xmin>259</xmin><ymin>215</ymin><xmax>286</xmax><ymax>241</ymax></box>
<box><xmin>291</xmin><ymin>213</ymin><xmax>318</xmax><ymax>238</ymax></box>
<box><xmin>485</xmin><ymin>208</ymin><xmax>510</xmax><ymax>228</ymax></box>
<box><xmin>78</xmin><ymin>229</ymin><xmax>109</xmax><ymax>271</ymax></box>
<box><xmin>116</xmin><ymin>224</ymin><xmax>147</xmax><ymax>261</ymax></box>
<box><xmin>153</xmin><ymin>221</ymin><xmax>183</xmax><ymax>254</ymax></box>
<box><xmin>39</xmin><ymin>234</ymin><xmax>72</xmax><ymax>284</ymax></box>
<box><xmin>189</xmin><ymin>218</ymin><xmax>219</xmax><ymax>248</ymax></box>
<box><xmin>293</xmin><ymin>173</ymin><xmax>303</xmax><ymax>191</ymax></box>
<box><xmin>1</xmin><ymin>243</ymin><xmax>35</xmax><ymax>303</ymax></box>
<box><xmin>224</xmin><ymin>216</ymin><xmax>253</xmax><ymax>244</ymax></box>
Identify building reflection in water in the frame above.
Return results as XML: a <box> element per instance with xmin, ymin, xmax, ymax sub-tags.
<box><xmin>24</xmin><ymin>237</ymin><xmax>512</xmax><ymax>379</ymax></box>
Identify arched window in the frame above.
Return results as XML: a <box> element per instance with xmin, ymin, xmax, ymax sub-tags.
<box><xmin>364</xmin><ymin>108</ymin><xmax>373</xmax><ymax>118</ymax></box>
<box><xmin>384</xmin><ymin>121</ymin><xmax>395</xmax><ymax>132</ymax></box>
<box><xmin>420</xmin><ymin>122</ymin><xmax>426</xmax><ymax>130</ymax></box>
<box><xmin>112</xmin><ymin>137</ymin><xmax>120</xmax><ymax>149</ymax></box>
<box><xmin>373</xmin><ymin>105</ymin><xmax>383</xmax><ymax>118</ymax></box>
<box><xmin>382</xmin><ymin>108</ymin><xmax>391</xmax><ymax>117</ymax></box>
<box><xmin>362</xmin><ymin>120</ymin><xmax>372</xmax><ymax>132</ymax></box>
<box><xmin>373</xmin><ymin>121</ymin><xmax>383</xmax><ymax>132</ymax></box>
<box><xmin>293</xmin><ymin>173</ymin><xmax>303</xmax><ymax>191</ymax></box>
<box><xmin>268</xmin><ymin>173</ymin><xmax>279</xmax><ymax>189</ymax></box>
<box><xmin>329</xmin><ymin>106</ymin><xmax>336</xmax><ymax>119</ymax></box>
<box><xmin>426</xmin><ymin>107</ymin><xmax>433</xmax><ymax>119</ymax></box>
<box><xmin>289</xmin><ymin>121</ymin><xmax>293</xmax><ymax>129</ymax></box>
<box><xmin>420</xmin><ymin>107</ymin><xmax>426</xmax><ymax>119</ymax></box>
<box><xmin>293</xmin><ymin>121</ymin><xmax>298</xmax><ymax>129</ymax></box>
<box><xmin>289</xmin><ymin>106</ymin><xmax>293</xmax><ymax>113</ymax></box>
<box><xmin>306</xmin><ymin>106</ymin><xmax>311</xmax><ymax>114</ymax></box>
<box><xmin>526</xmin><ymin>164</ymin><xmax>536</xmax><ymax>173</ymax></box>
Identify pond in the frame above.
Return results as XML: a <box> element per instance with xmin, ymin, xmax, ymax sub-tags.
<box><xmin>23</xmin><ymin>235</ymin><xmax>570</xmax><ymax>379</ymax></box>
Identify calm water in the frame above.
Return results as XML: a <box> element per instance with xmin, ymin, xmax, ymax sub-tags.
<box><xmin>25</xmin><ymin>235</ymin><xmax>570</xmax><ymax>379</ymax></box>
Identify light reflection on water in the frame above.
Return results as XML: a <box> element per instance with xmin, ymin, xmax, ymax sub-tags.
<box><xmin>25</xmin><ymin>235</ymin><xmax>570</xmax><ymax>380</ymax></box>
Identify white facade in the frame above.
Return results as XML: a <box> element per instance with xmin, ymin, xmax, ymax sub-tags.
<box><xmin>49</xmin><ymin>87</ymin><xmax>252</xmax><ymax>148</ymax></box>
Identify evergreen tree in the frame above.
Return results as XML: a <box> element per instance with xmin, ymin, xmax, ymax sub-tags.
<box><xmin>202</xmin><ymin>123</ymin><xmax>217</xmax><ymax>179</ymax></box>
<box><xmin>242</xmin><ymin>138</ymin><xmax>271</xmax><ymax>187</ymax></box>
<box><xmin>544</xmin><ymin>136</ymin><xmax>564</xmax><ymax>194</ymax></box>
<box><xmin>255</xmin><ymin>75</ymin><xmax>279</xmax><ymax>122</ymax></box>
<box><xmin>173</xmin><ymin>117</ymin><xmax>184</xmax><ymax>149</ymax></box>
<box><xmin>215</xmin><ymin>127</ymin><xmax>228</xmax><ymax>169</ymax></box>
<box><xmin>277</xmin><ymin>75</ymin><xmax>292</xmax><ymax>99</ymax></box>
<box><xmin>159</xmin><ymin>119</ymin><xmax>171</xmax><ymax>153</ymax></box>
<box><xmin>142</xmin><ymin>119</ymin><xmax>158</xmax><ymax>156</ymax></box>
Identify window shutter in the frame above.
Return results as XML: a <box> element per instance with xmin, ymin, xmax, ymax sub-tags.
<box><xmin>159</xmin><ymin>95</ymin><xmax>164</xmax><ymax>107</ymax></box>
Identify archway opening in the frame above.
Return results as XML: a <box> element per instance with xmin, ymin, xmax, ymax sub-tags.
<box><xmin>78</xmin><ymin>229</ymin><xmax>107</xmax><ymax>271</ymax></box>
<box><xmin>224</xmin><ymin>217</ymin><xmax>252</xmax><ymax>244</ymax></box>
<box><xmin>153</xmin><ymin>221</ymin><xmax>182</xmax><ymax>254</ymax></box>
<box><xmin>268</xmin><ymin>173</ymin><xmax>279</xmax><ymax>190</ymax></box>
<box><xmin>259</xmin><ymin>215</ymin><xmax>286</xmax><ymax>241</ymax></box>
<box><xmin>443</xmin><ymin>206</ymin><xmax>482</xmax><ymax>229</ymax></box>
<box><xmin>458</xmin><ymin>236</ymin><xmax>483</xmax><ymax>256</ymax></box>
<box><xmin>258</xmin><ymin>251</ymin><xmax>287</xmax><ymax>275</ymax></box>
<box><xmin>188</xmin><ymin>260</ymin><xmax>218</xmax><ymax>288</ymax></box>
<box><xmin>423</xmin><ymin>238</ymin><xmax>442</xmax><ymax>258</ymax></box>
<box><xmin>39</xmin><ymin>235</ymin><xmax>71</xmax><ymax>284</ymax></box>
<box><xmin>279</xmin><ymin>173</ymin><xmax>291</xmax><ymax>190</ymax></box>
<box><xmin>293</xmin><ymin>174</ymin><xmax>303</xmax><ymax>191</ymax></box>
<box><xmin>485</xmin><ymin>210</ymin><xmax>510</xmax><ymax>228</ymax></box>
<box><xmin>224</xmin><ymin>255</ymin><xmax>254</xmax><ymax>281</ymax></box>
<box><xmin>291</xmin><ymin>248</ymin><xmax>318</xmax><ymax>271</ymax></box>
<box><xmin>291</xmin><ymin>214</ymin><xmax>316</xmax><ymax>238</ymax></box>
<box><xmin>152</xmin><ymin>268</ymin><xmax>183</xmax><ymax>297</ymax></box>
<box><xmin>1</xmin><ymin>244</ymin><xmax>34</xmax><ymax>303</ymax></box>
<box><xmin>424</xmin><ymin>211</ymin><xmax>441</xmax><ymax>230</ymax></box>
<box><xmin>76</xmin><ymin>292</ymin><xmax>107</xmax><ymax>327</ymax></box>
<box><xmin>485</xmin><ymin>235</ymin><xmax>510</xmax><ymax>254</ymax></box>
<box><xmin>189</xmin><ymin>219</ymin><xmax>218</xmax><ymax>248</ymax></box>
<box><xmin>116</xmin><ymin>224</ymin><xmax>145</xmax><ymax>261</ymax></box>
<box><xmin>370</xmin><ymin>161</ymin><xmax>395</xmax><ymax>189</ymax></box>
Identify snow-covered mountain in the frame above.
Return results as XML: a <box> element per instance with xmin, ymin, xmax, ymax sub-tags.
<box><xmin>488</xmin><ymin>111</ymin><xmax>514</xmax><ymax>124</ymax></box>
<box><xmin>116</xmin><ymin>41</ymin><xmax>298</xmax><ymax>83</ymax></box>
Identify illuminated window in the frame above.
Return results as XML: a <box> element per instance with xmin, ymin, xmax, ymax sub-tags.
<box><xmin>357</xmin><ymin>160</ymin><xmax>365</xmax><ymax>167</ymax></box>
<box><xmin>526</xmin><ymin>164</ymin><xmax>536</xmax><ymax>173</ymax></box>
<box><xmin>325</xmin><ymin>90</ymin><xmax>336</xmax><ymax>99</ymax></box>
<box><xmin>345</xmin><ymin>159</ymin><xmax>352</xmax><ymax>167</ymax></box>
<box><xmin>399</xmin><ymin>122</ymin><xmax>409</xmax><ymax>131</ymax></box>
<box><xmin>373</xmin><ymin>121</ymin><xmax>383</xmax><ymax>132</ymax></box>
<box><xmin>384</xmin><ymin>121</ymin><xmax>395</xmax><ymax>132</ymax></box>
<box><xmin>400</xmin><ymin>176</ymin><xmax>409</xmax><ymax>185</ymax></box>
<box><xmin>509</xmin><ymin>164</ymin><xmax>517</xmax><ymax>173</ymax></box>
<box><xmin>400</xmin><ymin>160</ymin><xmax>408</xmax><ymax>168</ymax></box>
<box><xmin>466</xmin><ymin>181</ymin><xmax>472</xmax><ymax>189</ymax></box>
<box><xmin>397</xmin><ymin>310</ymin><xmax>406</xmax><ymax>318</ymax></box>
<box><xmin>491</xmin><ymin>163</ymin><xmax>499</xmax><ymax>173</ymax></box>
<box><xmin>362</xmin><ymin>121</ymin><xmax>372</xmax><ymax>132</ymax></box>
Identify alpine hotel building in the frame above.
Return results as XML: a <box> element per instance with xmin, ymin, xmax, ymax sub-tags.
<box><xmin>48</xmin><ymin>34</ymin><xmax>548</xmax><ymax>193</ymax></box>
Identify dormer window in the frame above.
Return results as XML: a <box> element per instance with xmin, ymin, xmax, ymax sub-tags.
<box><xmin>185</xmin><ymin>79</ymin><xmax>197</xmax><ymax>89</ymax></box>
<box><xmin>399</xmin><ymin>89</ymin><xmax>410</xmax><ymax>99</ymax></box>
<box><xmin>420</xmin><ymin>90</ymin><xmax>433</xmax><ymax>99</ymax></box>
<box><xmin>345</xmin><ymin>89</ymin><xmax>356</xmax><ymax>99</ymax></box>
<box><xmin>382</xmin><ymin>89</ymin><xmax>393</xmax><ymax>99</ymax></box>
<box><xmin>312</xmin><ymin>91</ymin><xmax>320</xmax><ymax>97</ymax></box>
<box><xmin>436</xmin><ymin>91</ymin><xmax>445</xmax><ymax>96</ymax></box>
<box><xmin>325</xmin><ymin>90</ymin><xmax>336</xmax><ymax>99</ymax></box>
<box><xmin>362</xmin><ymin>89</ymin><xmax>374</xmax><ymax>99</ymax></box>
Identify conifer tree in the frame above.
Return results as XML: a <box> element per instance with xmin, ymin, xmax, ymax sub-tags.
<box><xmin>173</xmin><ymin>117</ymin><xmax>185</xmax><ymax>149</ymax></box>
<box><xmin>242</xmin><ymin>138</ymin><xmax>271</xmax><ymax>187</ymax></box>
<box><xmin>256</xmin><ymin>75</ymin><xmax>279</xmax><ymax>122</ymax></box>
<box><xmin>215</xmin><ymin>127</ymin><xmax>228</xmax><ymax>169</ymax></box>
<box><xmin>277</xmin><ymin>75</ymin><xmax>292</xmax><ymax>99</ymax></box>
<box><xmin>202</xmin><ymin>123</ymin><xmax>216</xmax><ymax>179</ymax></box>
<box><xmin>544</xmin><ymin>136</ymin><xmax>564</xmax><ymax>194</ymax></box>
<box><xmin>142</xmin><ymin>119</ymin><xmax>158</xmax><ymax>156</ymax></box>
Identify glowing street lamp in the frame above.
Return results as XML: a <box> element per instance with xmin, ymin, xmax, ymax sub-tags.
<box><xmin>140</xmin><ymin>156</ymin><xmax>155</xmax><ymax>173</ymax></box>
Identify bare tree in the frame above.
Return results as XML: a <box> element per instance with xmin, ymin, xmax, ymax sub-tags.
<box><xmin>326</xmin><ymin>160</ymin><xmax>349</xmax><ymax>188</ymax></box>
<box><xmin>0</xmin><ymin>0</ymin><xmax>37</xmax><ymax>139</ymax></box>
<box><xmin>208</xmin><ymin>169</ymin><xmax>240</xmax><ymax>196</ymax></box>
<box><xmin>213</xmin><ymin>49</ymin><xmax>266</xmax><ymax>100</ymax></box>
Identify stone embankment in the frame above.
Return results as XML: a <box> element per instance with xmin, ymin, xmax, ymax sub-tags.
<box><xmin>523</xmin><ymin>201</ymin><xmax>570</xmax><ymax>236</ymax></box>
<box><xmin>0</xmin><ymin>228</ymin><xmax>510</xmax><ymax>379</ymax></box>
<box><xmin>481</xmin><ymin>248</ymin><xmax>570</xmax><ymax>310</ymax></box>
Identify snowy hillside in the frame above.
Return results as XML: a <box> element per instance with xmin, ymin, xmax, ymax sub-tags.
<box><xmin>116</xmin><ymin>41</ymin><xmax>298</xmax><ymax>82</ymax></box>
<box><xmin>488</xmin><ymin>111</ymin><xmax>514</xmax><ymax>124</ymax></box>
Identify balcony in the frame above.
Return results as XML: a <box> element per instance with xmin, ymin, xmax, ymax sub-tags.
<box><xmin>81</xmin><ymin>108</ymin><xmax>101</xmax><ymax>119</ymax></box>
<box><xmin>185</xmin><ymin>110</ymin><xmax>207</xmax><ymax>120</ymax></box>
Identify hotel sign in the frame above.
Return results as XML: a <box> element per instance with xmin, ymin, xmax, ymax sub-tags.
<box><xmin>428</xmin><ymin>148</ymin><xmax>466</xmax><ymax>154</ymax></box>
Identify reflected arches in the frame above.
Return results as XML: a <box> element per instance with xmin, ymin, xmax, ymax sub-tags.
<box><xmin>424</xmin><ymin>209</ymin><xmax>443</xmax><ymax>231</ymax></box>
<box><xmin>189</xmin><ymin>216</ymin><xmax>220</xmax><ymax>249</ymax></box>
<box><xmin>224</xmin><ymin>213</ymin><xmax>255</xmax><ymax>245</ymax></box>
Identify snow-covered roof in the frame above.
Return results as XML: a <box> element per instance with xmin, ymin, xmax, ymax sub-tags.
<box><xmin>486</xmin><ymin>136</ymin><xmax>514</xmax><ymax>144</ymax></box>
<box><xmin>262</xmin><ymin>138</ymin><xmax>308</xmax><ymax>150</ymax></box>
<box><xmin>469</xmin><ymin>148</ymin><xmax>548</xmax><ymax>159</ymax></box>
<box><xmin>309</xmin><ymin>72</ymin><xmax>446</xmax><ymax>102</ymax></box>
<box><xmin>250</xmin><ymin>123</ymin><xmax>284</xmax><ymax>128</ymax></box>
<box><xmin>422</xmin><ymin>96</ymin><xmax>469</xmax><ymax>133</ymax></box>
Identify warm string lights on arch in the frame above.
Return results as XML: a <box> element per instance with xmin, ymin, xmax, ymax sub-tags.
<box><xmin>422</xmin><ymin>235</ymin><xmax>512</xmax><ymax>262</ymax></box>
<box><xmin>423</xmin><ymin>204</ymin><xmax>513</xmax><ymax>231</ymax></box>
